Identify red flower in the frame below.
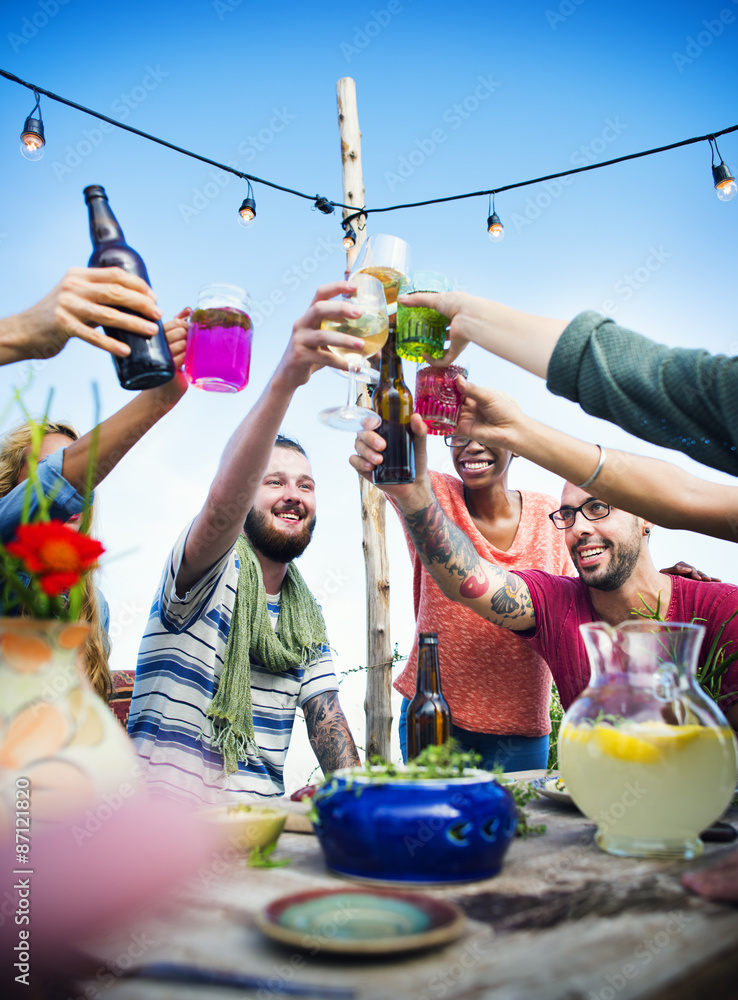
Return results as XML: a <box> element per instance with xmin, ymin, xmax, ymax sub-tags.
<box><xmin>6</xmin><ymin>521</ymin><xmax>104</xmax><ymax>597</ymax></box>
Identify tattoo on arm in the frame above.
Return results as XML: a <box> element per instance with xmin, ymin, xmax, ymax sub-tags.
<box><xmin>304</xmin><ymin>691</ymin><xmax>360</xmax><ymax>777</ymax></box>
<box><xmin>404</xmin><ymin>497</ymin><xmax>535</xmax><ymax>630</ymax></box>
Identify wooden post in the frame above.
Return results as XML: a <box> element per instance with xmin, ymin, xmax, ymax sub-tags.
<box><xmin>336</xmin><ymin>77</ymin><xmax>393</xmax><ymax>761</ymax></box>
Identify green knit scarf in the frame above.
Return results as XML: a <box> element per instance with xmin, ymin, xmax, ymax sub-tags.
<box><xmin>206</xmin><ymin>534</ymin><xmax>328</xmax><ymax>775</ymax></box>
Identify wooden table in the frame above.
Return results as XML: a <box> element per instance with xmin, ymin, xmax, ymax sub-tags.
<box><xmin>81</xmin><ymin>772</ymin><xmax>738</xmax><ymax>1000</ymax></box>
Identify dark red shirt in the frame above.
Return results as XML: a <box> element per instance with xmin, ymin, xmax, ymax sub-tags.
<box><xmin>516</xmin><ymin>570</ymin><xmax>738</xmax><ymax>713</ymax></box>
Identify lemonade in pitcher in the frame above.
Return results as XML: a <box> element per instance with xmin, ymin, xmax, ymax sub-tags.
<box><xmin>559</xmin><ymin>622</ymin><xmax>738</xmax><ymax>859</ymax></box>
<box><xmin>560</xmin><ymin>718</ymin><xmax>736</xmax><ymax>858</ymax></box>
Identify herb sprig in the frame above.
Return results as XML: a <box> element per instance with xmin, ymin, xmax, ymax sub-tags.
<box><xmin>248</xmin><ymin>843</ymin><xmax>289</xmax><ymax>868</ymax></box>
<box><xmin>310</xmin><ymin>741</ymin><xmax>546</xmax><ymax>838</ymax></box>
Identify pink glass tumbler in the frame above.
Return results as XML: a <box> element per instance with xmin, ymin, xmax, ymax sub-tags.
<box><xmin>184</xmin><ymin>283</ymin><xmax>253</xmax><ymax>393</ymax></box>
<box><xmin>414</xmin><ymin>364</ymin><xmax>468</xmax><ymax>434</ymax></box>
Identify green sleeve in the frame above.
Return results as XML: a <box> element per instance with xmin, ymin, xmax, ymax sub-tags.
<box><xmin>546</xmin><ymin>311</ymin><xmax>738</xmax><ymax>477</ymax></box>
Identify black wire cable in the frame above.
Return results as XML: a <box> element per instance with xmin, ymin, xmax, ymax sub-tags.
<box><xmin>0</xmin><ymin>68</ymin><xmax>352</xmax><ymax>210</ymax></box>
<box><xmin>363</xmin><ymin>123</ymin><xmax>738</xmax><ymax>215</ymax></box>
<box><xmin>2</xmin><ymin>68</ymin><xmax>736</xmax><ymax>221</ymax></box>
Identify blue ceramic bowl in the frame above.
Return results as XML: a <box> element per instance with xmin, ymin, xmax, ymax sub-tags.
<box><xmin>312</xmin><ymin>769</ymin><xmax>517</xmax><ymax>884</ymax></box>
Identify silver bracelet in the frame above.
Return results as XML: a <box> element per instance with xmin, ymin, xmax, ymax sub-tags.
<box><xmin>576</xmin><ymin>445</ymin><xmax>606</xmax><ymax>490</ymax></box>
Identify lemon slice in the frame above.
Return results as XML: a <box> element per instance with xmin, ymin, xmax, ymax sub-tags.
<box><xmin>635</xmin><ymin>721</ymin><xmax>702</xmax><ymax>750</ymax></box>
<box><xmin>593</xmin><ymin>726</ymin><xmax>662</xmax><ymax>764</ymax></box>
<box><xmin>559</xmin><ymin>725</ymin><xmax>595</xmax><ymax>746</ymax></box>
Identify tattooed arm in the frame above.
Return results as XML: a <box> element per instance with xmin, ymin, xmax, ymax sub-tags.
<box><xmin>403</xmin><ymin>492</ymin><xmax>536</xmax><ymax>631</ymax></box>
<box><xmin>350</xmin><ymin>412</ymin><xmax>536</xmax><ymax>631</ymax></box>
<box><xmin>303</xmin><ymin>691</ymin><xmax>361</xmax><ymax>777</ymax></box>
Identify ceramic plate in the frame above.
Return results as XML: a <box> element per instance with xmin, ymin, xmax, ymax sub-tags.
<box><xmin>529</xmin><ymin>775</ymin><xmax>576</xmax><ymax>806</ymax></box>
<box><xmin>256</xmin><ymin>888</ymin><xmax>465</xmax><ymax>955</ymax></box>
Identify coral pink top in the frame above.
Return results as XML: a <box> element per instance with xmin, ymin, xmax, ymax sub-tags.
<box><xmin>391</xmin><ymin>472</ymin><xmax>574</xmax><ymax>736</ymax></box>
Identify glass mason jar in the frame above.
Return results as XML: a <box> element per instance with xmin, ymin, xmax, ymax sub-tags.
<box><xmin>558</xmin><ymin>621</ymin><xmax>738</xmax><ymax>860</ymax></box>
<box><xmin>184</xmin><ymin>283</ymin><xmax>253</xmax><ymax>392</ymax></box>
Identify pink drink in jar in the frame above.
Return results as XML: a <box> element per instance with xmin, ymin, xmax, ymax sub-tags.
<box><xmin>185</xmin><ymin>284</ymin><xmax>252</xmax><ymax>393</ymax></box>
<box><xmin>414</xmin><ymin>364</ymin><xmax>468</xmax><ymax>434</ymax></box>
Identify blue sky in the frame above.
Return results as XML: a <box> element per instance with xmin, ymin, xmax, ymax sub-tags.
<box><xmin>1</xmin><ymin>0</ymin><xmax>737</xmax><ymax>782</ymax></box>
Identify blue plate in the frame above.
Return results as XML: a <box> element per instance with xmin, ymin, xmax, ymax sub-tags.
<box><xmin>529</xmin><ymin>775</ymin><xmax>576</xmax><ymax>806</ymax></box>
<box><xmin>256</xmin><ymin>888</ymin><xmax>465</xmax><ymax>954</ymax></box>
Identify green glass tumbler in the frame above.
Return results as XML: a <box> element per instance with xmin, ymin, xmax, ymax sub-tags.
<box><xmin>396</xmin><ymin>271</ymin><xmax>452</xmax><ymax>363</ymax></box>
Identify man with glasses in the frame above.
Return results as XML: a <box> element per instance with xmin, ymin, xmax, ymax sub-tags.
<box><xmin>387</xmin><ymin>428</ymin><xmax>574</xmax><ymax>771</ymax></box>
<box><xmin>352</xmin><ymin>418</ymin><xmax>738</xmax><ymax>728</ymax></box>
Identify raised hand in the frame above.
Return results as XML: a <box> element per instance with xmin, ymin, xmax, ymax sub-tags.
<box><xmin>4</xmin><ymin>267</ymin><xmax>163</xmax><ymax>364</ymax></box>
<box><xmin>275</xmin><ymin>282</ymin><xmax>367</xmax><ymax>388</ymax></box>
<box><xmin>142</xmin><ymin>308</ymin><xmax>191</xmax><ymax>407</ymax></box>
<box><xmin>454</xmin><ymin>377</ymin><xmax>524</xmax><ymax>453</ymax></box>
<box><xmin>350</xmin><ymin>412</ymin><xmax>432</xmax><ymax>508</ymax></box>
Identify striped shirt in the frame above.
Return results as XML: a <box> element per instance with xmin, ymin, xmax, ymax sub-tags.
<box><xmin>128</xmin><ymin>522</ymin><xmax>338</xmax><ymax>804</ymax></box>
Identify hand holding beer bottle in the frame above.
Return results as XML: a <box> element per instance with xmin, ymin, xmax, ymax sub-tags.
<box><xmin>84</xmin><ymin>185</ymin><xmax>175</xmax><ymax>390</ymax></box>
<box><xmin>371</xmin><ymin>320</ymin><xmax>415</xmax><ymax>485</ymax></box>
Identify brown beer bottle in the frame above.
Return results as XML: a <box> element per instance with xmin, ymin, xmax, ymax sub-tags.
<box><xmin>84</xmin><ymin>185</ymin><xmax>175</xmax><ymax>390</ymax></box>
<box><xmin>406</xmin><ymin>632</ymin><xmax>451</xmax><ymax>759</ymax></box>
<box><xmin>371</xmin><ymin>319</ymin><xmax>415</xmax><ymax>485</ymax></box>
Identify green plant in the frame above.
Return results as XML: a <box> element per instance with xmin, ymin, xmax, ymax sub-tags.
<box><xmin>310</xmin><ymin>741</ymin><xmax>546</xmax><ymax>837</ymax></box>
<box><xmin>547</xmin><ymin>685</ymin><xmax>564</xmax><ymax>769</ymax></box>
<box><xmin>632</xmin><ymin>592</ymin><xmax>738</xmax><ymax>705</ymax></box>
<box><xmin>495</xmin><ymin>770</ymin><xmax>546</xmax><ymax>838</ymax></box>
<box><xmin>247</xmin><ymin>843</ymin><xmax>289</xmax><ymax>868</ymax></box>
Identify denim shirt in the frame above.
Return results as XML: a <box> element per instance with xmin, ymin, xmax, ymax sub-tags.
<box><xmin>0</xmin><ymin>448</ymin><xmax>110</xmax><ymax>632</ymax></box>
<box><xmin>0</xmin><ymin>448</ymin><xmax>87</xmax><ymax>543</ymax></box>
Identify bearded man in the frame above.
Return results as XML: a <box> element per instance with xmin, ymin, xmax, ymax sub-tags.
<box><xmin>352</xmin><ymin>418</ymin><xmax>738</xmax><ymax>728</ymax></box>
<box><xmin>129</xmin><ymin>285</ymin><xmax>362</xmax><ymax>803</ymax></box>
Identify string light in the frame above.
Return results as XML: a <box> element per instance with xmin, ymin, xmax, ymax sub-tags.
<box><xmin>486</xmin><ymin>193</ymin><xmax>504</xmax><ymax>242</ymax></box>
<box><xmin>710</xmin><ymin>137</ymin><xmax>737</xmax><ymax>202</ymax></box>
<box><xmin>19</xmin><ymin>90</ymin><xmax>44</xmax><ymax>161</ymax></box>
<box><xmin>342</xmin><ymin>220</ymin><xmax>357</xmax><ymax>249</ymax></box>
<box><xmin>1</xmin><ymin>69</ymin><xmax>737</xmax><ymax>229</ymax></box>
<box><xmin>238</xmin><ymin>180</ymin><xmax>256</xmax><ymax>228</ymax></box>
<box><xmin>313</xmin><ymin>195</ymin><xmax>335</xmax><ymax>215</ymax></box>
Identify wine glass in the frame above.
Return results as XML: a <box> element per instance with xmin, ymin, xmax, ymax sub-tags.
<box><xmin>351</xmin><ymin>234</ymin><xmax>411</xmax><ymax>311</ymax></box>
<box><xmin>331</xmin><ymin>357</ymin><xmax>379</xmax><ymax>385</ymax></box>
<box><xmin>318</xmin><ymin>273</ymin><xmax>388</xmax><ymax>431</ymax></box>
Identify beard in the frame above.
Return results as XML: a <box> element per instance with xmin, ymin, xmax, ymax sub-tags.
<box><xmin>244</xmin><ymin>507</ymin><xmax>316</xmax><ymax>563</ymax></box>
<box><xmin>573</xmin><ymin>529</ymin><xmax>642</xmax><ymax>592</ymax></box>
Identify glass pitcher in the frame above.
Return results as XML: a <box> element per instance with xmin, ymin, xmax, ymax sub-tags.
<box><xmin>558</xmin><ymin>621</ymin><xmax>738</xmax><ymax>860</ymax></box>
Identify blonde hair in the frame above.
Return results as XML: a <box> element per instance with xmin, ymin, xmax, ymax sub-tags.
<box><xmin>0</xmin><ymin>421</ymin><xmax>112</xmax><ymax>702</ymax></box>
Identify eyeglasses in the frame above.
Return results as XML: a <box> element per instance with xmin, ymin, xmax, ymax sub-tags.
<box><xmin>444</xmin><ymin>434</ymin><xmax>473</xmax><ymax>448</ymax></box>
<box><xmin>548</xmin><ymin>498</ymin><xmax>611</xmax><ymax>529</ymax></box>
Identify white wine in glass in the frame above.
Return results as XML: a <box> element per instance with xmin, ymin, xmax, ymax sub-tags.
<box><xmin>324</xmin><ymin>312</ymin><xmax>388</xmax><ymax>366</ymax></box>
<box><xmin>351</xmin><ymin>234</ymin><xmax>411</xmax><ymax>309</ymax></box>
<box><xmin>318</xmin><ymin>273</ymin><xmax>388</xmax><ymax>431</ymax></box>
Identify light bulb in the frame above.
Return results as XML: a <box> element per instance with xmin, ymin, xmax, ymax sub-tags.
<box><xmin>487</xmin><ymin>212</ymin><xmax>504</xmax><ymax>242</ymax></box>
<box><xmin>342</xmin><ymin>224</ymin><xmax>356</xmax><ymax>249</ymax></box>
<box><xmin>712</xmin><ymin>162</ymin><xmax>737</xmax><ymax>202</ymax></box>
<box><xmin>20</xmin><ymin>117</ymin><xmax>45</xmax><ymax>161</ymax></box>
<box><xmin>238</xmin><ymin>197</ymin><xmax>256</xmax><ymax>228</ymax></box>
